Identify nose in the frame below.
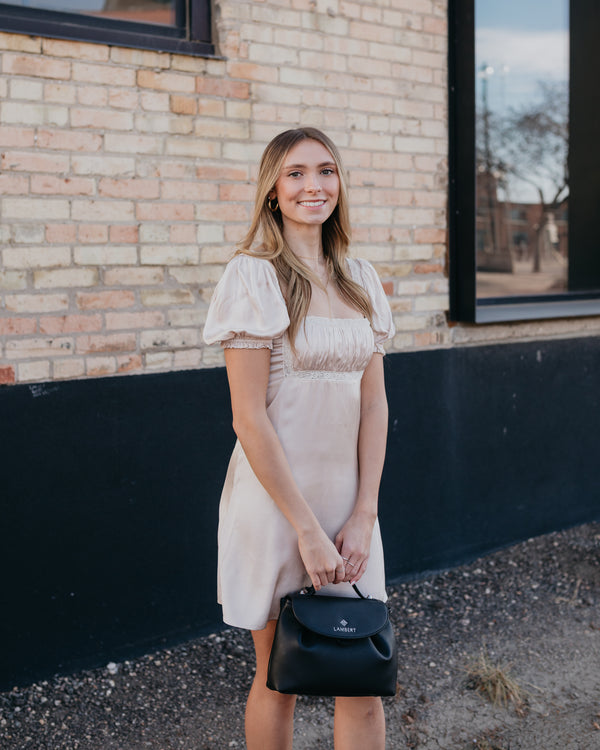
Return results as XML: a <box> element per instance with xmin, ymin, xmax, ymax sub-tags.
<box><xmin>305</xmin><ymin>173</ymin><xmax>322</xmax><ymax>193</ymax></box>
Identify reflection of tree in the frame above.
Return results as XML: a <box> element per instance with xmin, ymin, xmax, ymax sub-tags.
<box><xmin>488</xmin><ymin>81</ymin><xmax>569</xmax><ymax>272</ymax></box>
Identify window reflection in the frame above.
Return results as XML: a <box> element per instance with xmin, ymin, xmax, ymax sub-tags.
<box><xmin>0</xmin><ymin>1</ymin><xmax>175</xmax><ymax>27</ymax></box>
<box><xmin>475</xmin><ymin>0</ymin><xmax>569</xmax><ymax>299</ymax></box>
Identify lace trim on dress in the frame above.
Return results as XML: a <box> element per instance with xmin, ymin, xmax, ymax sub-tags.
<box><xmin>223</xmin><ymin>337</ymin><xmax>273</xmax><ymax>350</ymax></box>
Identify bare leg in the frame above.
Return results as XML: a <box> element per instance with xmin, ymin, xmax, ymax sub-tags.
<box><xmin>334</xmin><ymin>696</ymin><xmax>385</xmax><ymax>750</ymax></box>
<box><xmin>246</xmin><ymin>620</ymin><xmax>297</xmax><ymax>750</ymax></box>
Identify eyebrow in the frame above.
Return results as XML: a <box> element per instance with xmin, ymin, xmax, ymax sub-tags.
<box><xmin>282</xmin><ymin>161</ymin><xmax>337</xmax><ymax>170</ymax></box>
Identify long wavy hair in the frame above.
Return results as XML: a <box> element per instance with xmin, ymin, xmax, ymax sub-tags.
<box><xmin>237</xmin><ymin>127</ymin><xmax>373</xmax><ymax>345</ymax></box>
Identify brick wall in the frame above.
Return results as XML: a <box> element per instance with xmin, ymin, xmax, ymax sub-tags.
<box><xmin>1</xmin><ymin>0</ymin><xmax>599</xmax><ymax>387</ymax></box>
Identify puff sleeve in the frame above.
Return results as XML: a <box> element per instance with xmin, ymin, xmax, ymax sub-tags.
<box><xmin>348</xmin><ymin>258</ymin><xmax>395</xmax><ymax>354</ymax></box>
<box><xmin>203</xmin><ymin>254</ymin><xmax>290</xmax><ymax>349</ymax></box>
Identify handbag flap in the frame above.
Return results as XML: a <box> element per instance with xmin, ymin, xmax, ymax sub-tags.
<box><xmin>290</xmin><ymin>592</ymin><xmax>389</xmax><ymax>639</ymax></box>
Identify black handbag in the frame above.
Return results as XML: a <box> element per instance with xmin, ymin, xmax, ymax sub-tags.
<box><xmin>266</xmin><ymin>584</ymin><xmax>397</xmax><ymax>697</ymax></box>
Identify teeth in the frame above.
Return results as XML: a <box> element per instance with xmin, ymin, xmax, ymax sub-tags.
<box><xmin>300</xmin><ymin>201</ymin><xmax>325</xmax><ymax>206</ymax></box>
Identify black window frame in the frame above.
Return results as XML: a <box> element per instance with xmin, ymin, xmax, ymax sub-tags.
<box><xmin>0</xmin><ymin>0</ymin><xmax>213</xmax><ymax>57</ymax></box>
<box><xmin>448</xmin><ymin>0</ymin><xmax>600</xmax><ymax>323</ymax></box>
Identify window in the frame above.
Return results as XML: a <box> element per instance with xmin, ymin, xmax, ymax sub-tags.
<box><xmin>0</xmin><ymin>0</ymin><xmax>212</xmax><ymax>57</ymax></box>
<box><xmin>449</xmin><ymin>0</ymin><xmax>600</xmax><ymax>322</ymax></box>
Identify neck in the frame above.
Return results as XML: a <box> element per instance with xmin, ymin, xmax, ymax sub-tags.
<box><xmin>283</xmin><ymin>224</ymin><xmax>324</xmax><ymax>265</ymax></box>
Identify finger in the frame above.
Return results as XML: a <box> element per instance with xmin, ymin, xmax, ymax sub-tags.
<box><xmin>334</xmin><ymin>561</ymin><xmax>346</xmax><ymax>584</ymax></box>
<box><xmin>350</xmin><ymin>559</ymin><xmax>368</xmax><ymax>585</ymax></box>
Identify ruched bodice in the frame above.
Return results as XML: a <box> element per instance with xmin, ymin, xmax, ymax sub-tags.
<box><xmin>203</xmin><ymin>253</ymin><xmax>395</xmax><ymax>630</ymax></box>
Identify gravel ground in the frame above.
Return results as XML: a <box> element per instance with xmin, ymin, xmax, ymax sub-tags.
<box><xmin>2</xmin><ymin>521</ymin><xmax>599</xmax><ymax>750</ymax></box>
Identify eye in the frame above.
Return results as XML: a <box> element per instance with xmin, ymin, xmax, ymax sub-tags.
<box><xmin>288</xmin><ymin>170</ymin><xmax>302</xmax><ymax>178</ymax></box>
<box><xmin>321</xmin><ymin>168</ymin><xmax>335</xmax><ymax>175</ymax></box>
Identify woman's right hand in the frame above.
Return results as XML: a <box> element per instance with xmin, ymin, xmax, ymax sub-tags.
<box><xmin>297</xmin><ymin>525</ymin><xmax>345</xmax><ymax>590</ymax></box>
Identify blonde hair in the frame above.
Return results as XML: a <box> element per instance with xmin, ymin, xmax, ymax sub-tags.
<box><xmin>237</xmin><ymin>127</ymin><xmax>373</xmax><ymax>345</ymax></box>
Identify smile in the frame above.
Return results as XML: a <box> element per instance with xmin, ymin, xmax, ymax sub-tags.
<box><xmin>298</xmin><ymin>200</ymin><xmax>326</xmax><ymax>207</ymax></box>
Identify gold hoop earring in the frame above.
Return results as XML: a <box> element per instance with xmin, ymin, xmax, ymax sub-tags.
<box><xmin>267</xmin><ymin>196</ymin><xmax>279</xmax><ymax>212</ymax></box>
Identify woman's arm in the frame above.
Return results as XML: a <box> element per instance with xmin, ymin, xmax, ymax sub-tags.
<box><xmin>224</xmin><ymin>346</ymin><xmax>345</xmax><ymax>590</ymax></box>
<box><xmin>335</xmin><ymin>352</ymin><xmax>388</xmax><ymax>584</ymax></box>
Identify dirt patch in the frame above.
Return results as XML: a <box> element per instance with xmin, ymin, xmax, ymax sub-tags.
<box><xmin>1</xmin><ymin>522</ymin><xmax>599</xmax><ymax>749</ymax></box>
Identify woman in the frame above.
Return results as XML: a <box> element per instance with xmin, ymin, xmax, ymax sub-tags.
<box><xmin>203</xmin><ymin>127</ymin><xmax>395</xmax><ymax>749</ymax></box>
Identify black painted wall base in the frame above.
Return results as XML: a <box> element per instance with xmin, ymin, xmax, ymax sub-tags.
<box><xmin>1</xmin><ymin>337</ymin><xmax>599</xmax><ymax>689</ymax></box>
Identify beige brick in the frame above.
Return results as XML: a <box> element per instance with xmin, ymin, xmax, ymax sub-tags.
<box><xmin>140</xmin><ymin>91</ymin><xmax>170</xmax><ymax>112</ymax></box>
<box><xmin>196</xmin><ymin>78</ymin><xmax>250</xmax><ymax>99</ymax></box>
<box><xmin>0</xmin><ymin>174</ymin><xmax>28</xmax><ymax>194</ymax></box>
<box><xmin>76</xmin><ymin>333</ymin><xmax>136</xmax><ymax>354</ymax></box>
<box><xmin>140</xmin><ymin>328</ymin><xmax>199</xmax><ymax>350</ymax></box>
<box><xmin>18</xmin><ymin>360</ymin><xmax>51</xmax><ymax>382</ymax></box>
<box><xmin>42</xmin><ymin>38</ymin><xmax>109</xmax><ymax>61</ymax></box>
<box><xmin>0</xmin><ymin>271</ymin><xmax>27</xmax><ymax>291</ymax></box>
<box><xmin>0</xmin><ymin>32</ymin><xmax>41</xmax><ymax>53</ymax></box>
<box><xmin>168</xmin><ymin>266</ymin><xmax>224</xmax><ymax>285</ymax></box>
<box><xmin>76</xmin><ymin>290</ymin><xmax>136</xmax><ymax>310</ymax></box>
<box><xmin>9</xmin><ymin>79</ymin><xmax>44</xmax><ymax>100</ymax></box>
<box><xmin>39</xmin><ymin>314</ymin><xmax>103</xmax><ymax>334</ymax></box>
<box><xmin>140</xmin><ymin>289</ymin><xmax>195</xmax><ymax>307</ymax></box>
<box><xmin>110</xmin><ymin>47</ymin><xmax>170</xmax><ymax>68</ymax></box>
<box><xmin>110</xmin><ymin>225</ymin><xmax>138</xmax><ymax>243</ymax></box>
<box><xmin>43</xmin><ymin>83</ymin><xmax>77</xmax><ymax>104</ymax></box>
<box><xmin>414</xmin><ymin>294</ymin><xmax>448</xmax><ymax>312</ymax></box>
<box><xmin>173</xmin><ymin>349</ymin><xmax>202</xmax><ymax>369</ymax></box>
<box><xmin>71</xmin><ymin>108</ymin><xmax>134</xmax><ymax>131</ymax></box>
<box><xmin>6</xmin><ymin>337</ymin><xmax>74</xmax><ymax>359</ymax></box>
<box><xmin>0</xmin><ymin>126</ymin><xmax>35</xmax><ymax>147</ymax></box>
<box><xmin>170</xmin><ymin>54</ymin><xmax>208</xmax><ymax>73</ymax></box>
<box><xmin>139</xmin><ymin>224</ymin><xmax>170</xmax><ymax>243</ymax></box>
<box><xmin>3</xmin><ymin>246</ymin><xmax>71</xmax><ymax>269</ymax></box>
<box><xmin>77</xmin><ymin>85</ymin><xmax>108</xmax><ymax>107</ymax></box>
<box><xmin>140</xmin><ymin>246</ymin><xmax>199</xmax><ymax>266</ymax></box>
<box><xmin>103</xmin><ymin>267</ymin><xmax>164</xmax><ymax>286</ymax></box>
<box><xmin>136</xmin><ymin>203</ymin><xmax>194</xmax><ymax>221</ymax></box>
<box><xmin>1</xmin><ymin>102</ymin><xmax>68</xmax><ymax>127</ymax></box>
<box><xmin>31</xmin><ymin>175</ymin><xmax>95</xmax><ymax>196</ymax></box>
<box><xmin>145</xmin><ymin>351</ymin><xmax>173</xmax><ymax>370</ymax></box>
<box><xmin>3</xmin><ymin>198</ymin><xmax>69</xmax><ymax>220</ymax></box>
<box><xmin>116</xmin><ymin>354</ymin><xmax>142</xmax><ymax>374</ymax></box>
<box><xmin>98</xmin><ymin>178</ymin><xmax>160</xmax><ymax>200</ymax></box>
<box><xmin>34</xmin><ymin>268</ymin><xmax>98</xmax><ymax>289</ymax></box>
<box><xmin>134</xmin><ymin>113</ymin><xmax>172</xmax><ymax>134</ymax></box>
<box><xmin>78</xmin><ymin>224</ymin><xmax>108</xmax><ymax>243</ymax></box>
<box><xmin>86</xmin><ymin>356</ymin><xmax>117</xmax><ymax>376</ymax></box>
<box><xmin>160</xmin><ymin>180</ymin><xmax>218</xmax><ymax>201</ymax></box>
<box><xmin>73</xmin><ymin>62</ymin><xmax>135</xmax><ymax>86</ymax></box>
<box><xmin>71</xmin><ymin>200</ymin><xmax>135</xmax><ymax>222</ymax></box>
<box><xmin>169</xmin><ymin>224</ymin><xmax>197</xmax><ymax>243</ymax></box>
<box><xmin>196</xmin><ymin>224</ymin><xmax>225</xmax><ymax>244</ymax></box>
<box><xmin>5</xmin><ymin>293</ymin><xmax>69</xmax><ymax>313</ymax></box>
<box><xmin>168</xmin><ymin>309</ymin><xmax>206</xmax><ymax>327</ymax></box>
<box><xmin>37</xmin><ymin>129</ymin><xmax>102</xmax><ymax>152</ymax></box>
<box><xmin>164</xmin><ymin>138</ymin><xmax>221</xmax><ymax>159</ymax></box>
<box><xmin>3</xmin><ymin>52</ymin><xmax>71</xmax><ymax>79</ymax></box>
<box><xmin>2</xmin><ymin>150</ymin><xmax>70</xmax><ymax>173</ymax></box>
<box><xmin>138</xmin><ymin>70</ymin><xmax>195</xmax><ymax>93</ymax></box>
<box><xmin>71</xmin><ymin>155</ymin><xmax>135</xmax><ymax>176</ymax></box>
<box><xmin>53</xmin><ymin>357</ymin><xmax>86</xmax><ymax>380</ymax></box>
<box><xmin>74</xmin><ymin>246</ymin><xmax>138</xmax><ymax>265</ymax></box>
<box><xmin>104</xmin><ymin>133</ymin><xmax>163</xmax><ymax>155</ymax></box>
<box><xmin>105</xmin><ymin>311</ymin><xmax>165</xmax><ymax>330</ymax></box>
<box><xmin>0</xmin><ymin>317</ymin><xmax>37</xmax><ymax>336</ymax></box>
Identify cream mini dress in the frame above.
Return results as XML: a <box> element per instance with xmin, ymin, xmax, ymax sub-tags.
<box><xmin>203</xmin><ymin>253</ymin><xmax>395</xmax><ymax>630</ymax></box>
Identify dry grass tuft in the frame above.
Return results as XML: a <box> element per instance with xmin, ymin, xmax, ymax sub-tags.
<box><xmin>464</xmin><ymin>651</ymin><xmax>526</xmax><ymax>713</ymax></box>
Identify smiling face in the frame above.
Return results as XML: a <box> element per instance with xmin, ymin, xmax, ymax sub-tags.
<box><xmin>270</xmin><ymin>138</ymin><xmax>341</xmax><ymax>234</ymax></box>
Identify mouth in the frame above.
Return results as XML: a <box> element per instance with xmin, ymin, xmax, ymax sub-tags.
<box><xmin>298</xmin><ymin>200</ymin><xmax>327</xmax><ymax>207</ymax></box>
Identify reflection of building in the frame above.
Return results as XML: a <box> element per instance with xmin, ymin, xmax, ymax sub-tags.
<box><xmin>476</xmin><ymin>168</ymin><xmax>568</xmax><ymax>275</ymax></box>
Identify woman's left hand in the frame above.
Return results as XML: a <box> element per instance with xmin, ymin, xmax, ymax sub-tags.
<box><xmin>334</xmin><ymin>510</ymin><xmax>375</xmax><ymax>584</ymax></box>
